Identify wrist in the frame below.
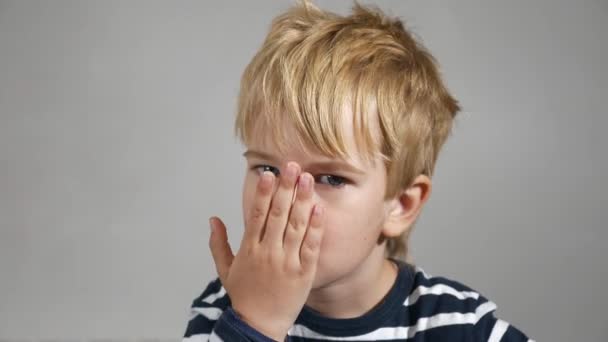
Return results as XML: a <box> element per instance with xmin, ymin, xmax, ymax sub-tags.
<box><xmin>230</xmin><ymin>306</ymin><xmax>288</xmax><ymax>341</ymax></box>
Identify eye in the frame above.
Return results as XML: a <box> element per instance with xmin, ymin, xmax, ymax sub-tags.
<box><xmin>317</xmin><ymin>175</ymin><xmax>347</xmax><ymax>188</ymax></box>
<box><xmin>252</xmin><ymin>164</ymin><xmax>280</xmax><ymax>177</ymax></box>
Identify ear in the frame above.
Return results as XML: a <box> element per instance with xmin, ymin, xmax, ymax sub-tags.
<box><xmin>382</xmin><ymin>174</ymin><xmax>433</xmax><ymax>238</ymax></box>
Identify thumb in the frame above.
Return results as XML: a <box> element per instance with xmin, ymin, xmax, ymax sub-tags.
<box><xmin>209</xmin><ymin>216</ymin><xmax>234</xmax><ymax>284</ymax></box>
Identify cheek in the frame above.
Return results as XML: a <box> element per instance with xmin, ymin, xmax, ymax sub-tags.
<box><xmin>317</xmin><ymin>196</ymin><xmax>386</xmax><ymax>255</ymax></box>
<box><xmin>313</xmin><ymin>204</ymin><xmax>385</xmax><ymax>286</ymax></box>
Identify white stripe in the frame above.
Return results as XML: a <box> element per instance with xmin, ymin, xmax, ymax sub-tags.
<box><xmin>415</xmin><ymin>266</ymin><xmax>433</xmax><ymax>279</ymax></box>
<box><xmin>188</xmin><ymin>307</ymin><xmax>223</xmax><ymax>321</ymax></box>
<box><xmin>202</xmin><ymin>287</ymin><xmax>227</xmax><ymax>304</ymax></box>
<box><xmin>186</xmin><ymin>287</ymin><xmax>227</xmax><ymax>321</ymax></box>
<box><xmin>404</xmin><ymin>284</ymin><xmax>480</xmax><ymax>306</ymax></box>
<box><xmin>183</xmin><ymin>333</ymin><xmax>209</xmax><ymax>342</ymax></box>
<box><xmin>288</xmin><ymin>301</ymin><xmax>497</xmax><ymax>340</ymax></box>
<box><xmin>488</xmin><ymin>319</ymin><xmax>509</xmax><ymax>342</ymax></box>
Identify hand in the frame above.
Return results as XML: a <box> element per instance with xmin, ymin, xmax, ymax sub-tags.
<box><xmin>208</xmin><ymin>162</ymin><xmax>325</xmax><ymax>341</ymax></box>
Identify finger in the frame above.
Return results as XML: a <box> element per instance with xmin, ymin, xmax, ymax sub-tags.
<box><xmin>263</xmin><ymin>162</ymin><xmax>300</xmax><ymax>247</ymax></box>
<box><xmin>209</xmin><ymin>216</ymin><xmax>234</xmax><ymax>284</ymax></box>
<box><xmin>300</xmin><ymin>205</ymin><xmax>325</xmax><ymax>273</ymax></box>
<box><xmin>244</xmin><ymin>171</ymin><xmax>275</xmax><ymax>243</ymax></box>
<box><xmin>284</xmin><ymin>173</ymin><xmax>314</xmax><ymax>264</ymax></box>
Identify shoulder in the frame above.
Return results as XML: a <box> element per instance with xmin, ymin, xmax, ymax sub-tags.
<box><xmin>406</xmin><ymin>265</ymin><xmax>496</xmax><ymax>317</ymax></box>
<box><xmin>183</xmin><ymin>277</ymin><xmax>232</xmax><ymax>338</ymax></box>
<box><xmin>189</xmin><ymin>277</ymin><xmax>232</xmax><ymax>314</ymax></box>
<box><xmin>403</xmin><ymin>264</ymin><xmax>532</xmax><ymax>341</ymax></box>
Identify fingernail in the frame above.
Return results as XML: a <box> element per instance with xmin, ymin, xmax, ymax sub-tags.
<box><xmin>209</xmin><ymin>217</ymin><xmax>215</xmax><ymax>233</ymax></box>
<box><xmin>260</xmin><ymin>171</ymin><xmax>273</xmax><ymax>187</ymax></box>
<box><xmin>298</xmin><ymin>174</ymin><xmax>311</xmax><ymax>190</ymax></box>
<box><xmin>313</xmin><ymin>205</ymin><xmax>323</xmax><ymax>217</ymax></box>
<box><xmin>286</xmin><ymin>162</ymin><xmax>298</xmax><ymax>179</ymax></box>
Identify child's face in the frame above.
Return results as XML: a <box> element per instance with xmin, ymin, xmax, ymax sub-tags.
<box><xmin>241</xmin><ymin>112</ymin><xmax>393</xmax><ymax>289</ymax></box>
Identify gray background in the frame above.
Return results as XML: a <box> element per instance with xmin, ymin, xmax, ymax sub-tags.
<box><xmin>1</xmin><ymin>0</ymin><xmax>606</xmax><ymax>341</ymax></box>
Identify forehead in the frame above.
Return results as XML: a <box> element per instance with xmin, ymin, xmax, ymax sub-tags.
<box><xmin>248</xmin><ymin>120</ymin><xmax>345</xmax><ymax>164</ymax></box>
<box><xmin>246</xmin><ymin>103</ymin><xmax>381</xmax><ymax>169</ymax></box>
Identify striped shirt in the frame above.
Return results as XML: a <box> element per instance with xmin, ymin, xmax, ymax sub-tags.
<box><xmin>182</xmin><ymin>259</ymin><xmax>533</xmax><ymax>341</ymax></box>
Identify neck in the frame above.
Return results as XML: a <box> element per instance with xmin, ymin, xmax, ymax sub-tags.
<box><xmin>304</xmin><ymin>246</ymin><xmax>398</xmax><ymax>319</ymax></box>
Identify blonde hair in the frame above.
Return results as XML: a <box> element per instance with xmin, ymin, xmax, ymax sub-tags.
<box><xmin>234</xmin><ymin>0</ymin><xmax>461</xmax><ymax>260</ymax></box>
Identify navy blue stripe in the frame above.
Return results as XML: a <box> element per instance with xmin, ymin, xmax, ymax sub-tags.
<box><xmin>410</xmin><ymin>270</ymin><xmax>482</xmax><ymax>294</ymax></box>
<box><xmin>183</xmin><ymin>313</ymin><xmax>216</xmax><ymax>337</ymax></box>
<box><xmin>215</xmin><ymin>307</ymin><xmax>276</xmax><ymax>341</ymax></box>
<box><xmin>504</xmin><ymin>324</ymin><xmax>530</xmax><ymax>341</ymax></box>
<box><xmin>192</xmin><ymin>295</ymin><xmax>232</xmax><ymax>310</ymax></box>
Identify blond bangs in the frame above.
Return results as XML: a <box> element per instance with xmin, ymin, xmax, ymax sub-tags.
<box><xmin>235</xmin><ymin>3</ymin><xmax>390</xmax><ymax>165</ymax></box>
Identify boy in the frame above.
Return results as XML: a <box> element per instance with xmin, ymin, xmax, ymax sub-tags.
<box><xmin>183</xmin><ymin>1</ymin><xmax>532</xmax><ymax>341</ymax></box>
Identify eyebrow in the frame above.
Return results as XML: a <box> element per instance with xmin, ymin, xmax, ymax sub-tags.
<box><xmin>242</xmin><ymin>149</ymin><xmax>366</xmax><ymax>176</ymax></box>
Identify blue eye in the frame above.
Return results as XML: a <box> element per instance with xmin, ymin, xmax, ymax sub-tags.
<box><xmin>251</xmin><ymin>164</ymin><xmax>347</xmax><ymax>188</ymax></box>
<box><xmin>317</xmin><ymin>175</ymin><xmax>347</xmax><ymax>188</ymax></box>
<box><xmin>252</xmin><ymin>164</ymin><xmax>280</xmax><ymax>177</ymax></box>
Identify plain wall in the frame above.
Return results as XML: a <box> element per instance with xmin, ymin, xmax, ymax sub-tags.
<box><xmin>1</xmin><ymin>0</ymin><xmax>607</xmax><ymax>341</ymax></box>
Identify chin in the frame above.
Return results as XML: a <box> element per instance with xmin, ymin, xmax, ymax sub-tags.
<box><xmin>311</xmin><ymin>271</ymin><xmax>332</xmax><ymax>290</ymax></box>
<box><xmin>309</xmin><ymin>260</ymin><xmax>349</xmax><ymax>290</ymax></box>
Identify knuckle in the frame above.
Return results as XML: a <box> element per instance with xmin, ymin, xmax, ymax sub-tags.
<box><xmin>285</xmin><ymin>259</ymin><xmax>300</xmax><ymax>274</ymax></box>
<box><xmin>268</xmin><ymin>249</ymin><xmax>283</xmax><ymax>265</ymax></box>
<box><xmin>300</xmin><ymin>247</ymin><xmax>314</xmax><ymax>265</ymax></box>
<box><xmin>269</xmin><ymin>204</ymin><xmax>285</xmax><ymax>218</ymax></box>
<box><xmin>291</xmin><ymin>215</ymin><xmax>307</xmax><ymax>230</ymax></box>
<box><xmin>284</xmin><ymin>222</ymin><xmax>296</xmax><ymax>236</ymax></box>
<box><xmin>304</xmin><ymin>237</ymin><xmax>319</xmax><ymax>251</ymax></box>
<box><xmin>243</xmin><ymin>244</ymin><xmax>256</xmax><ymax>257</ymax></box>
<box><xmin>251</xmin><ymin>206</ymin><xmax>266</xmax><ymax>221</ymax></box>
